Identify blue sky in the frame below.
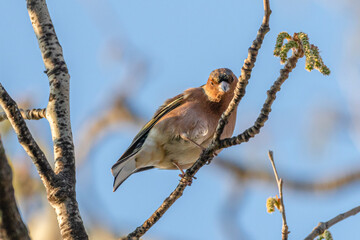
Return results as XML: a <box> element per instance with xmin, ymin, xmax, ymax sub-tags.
<box><xmin>1</xmin><ymin>0</ymin><xmax>359</xmax><ymax>239</ymax></box>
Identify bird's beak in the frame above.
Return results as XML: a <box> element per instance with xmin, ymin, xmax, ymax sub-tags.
<box><xmin>219</xmin><ymin>81</ymin><xmax>230</xmax><ymax>92</ymax></box>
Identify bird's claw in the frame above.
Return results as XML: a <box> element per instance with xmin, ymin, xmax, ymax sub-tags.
<box><xmin>179</xmin><ymin>174</ymin><xmax>197</xmax><ymax>186</ymax></box>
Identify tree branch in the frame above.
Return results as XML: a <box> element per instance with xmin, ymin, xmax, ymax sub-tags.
<box><xmin>219</xmin><ymin>52</ymin><xmax>300</xmax><ymax>149</ymax></box>
<box><xmin>0</xmin><ymin>108</ymin><xmax>46</xmax><ymax>122</ymax></box>
<box><xmin>26</xmin><ymin>0</ymin><xmax>88</xmax><ymax>239</ymax></box>
<box><xmin>126</xmin><ymin>1</ymin><xmax>272</xmax><ymax>238</ymax></box>
<box><xmin>217</xmin><ymin>158</ymin><xmax>360</xmax><ymax>192</ymax></box>
<box><xmin>268</xmin><ymin>151</ymin><xmax>289</xmax><ymax>240</ymax></box>
<box><xmin>304</xmin><ymin>205</ymin><xmax>360</xmax><ymax>240</ymax></box>
<box><xmin>213</xmin><ymin>0</ymin><xmax>271</xmax><ymax>142</ymax></box>
<box><xmin>0</xmin><ymin>84</ymin><xmax>56</xmax><ymax>187</ymax></box>
<box><xmin>27</xmin><ymin>0</ymin><xmax>74</xmax><ymax>179</ymax></box>
<box><xmin>0</xmin><ymin>136</ymin><xmax>31</xmax><ymax>240</ymax></box>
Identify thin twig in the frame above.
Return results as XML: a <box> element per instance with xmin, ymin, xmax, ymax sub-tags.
<box><xmin>268</xmin><ymin>151</ymin><xmax>289</xmax><ymax>240</ymax></box>
<box><xmin>304</xmin><ymin>205</ymin><xmax>360</xmax><ymax>240</ymax></box>
<box><xmin>0</xmin><ymin>135</ymin><xmax>31</xmax><ymax>240</ymax></box>
<box><xmin>0</xmin><ymin>108</ymin><xmax>46</xmax><ymax>122</ymax></box>
<box><xmin>126</xmin><ymin>0</ymin><xmax>272</xmax><ymax>238</ymax></box>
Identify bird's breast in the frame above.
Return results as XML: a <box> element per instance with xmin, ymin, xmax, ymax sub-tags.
<box><xmin>157</xmin><ymin>138</ymin><xmax>207</xmax><ymax>169</ymax></box>
<box><xmin>140</xmin><ymin>123</ymin><xmax>211</xmax><ymax>170</ymax></box>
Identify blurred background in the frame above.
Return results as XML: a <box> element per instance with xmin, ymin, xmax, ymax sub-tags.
<box><xmin>0</xmin><ymin>0</ymin><xmax>359</xmax><ymax>239</ymax></box>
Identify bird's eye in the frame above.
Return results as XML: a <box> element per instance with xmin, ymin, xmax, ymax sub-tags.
<box><xmin>210</xmin><ymin>81</ymin><xmax>214</xmax><ymax>86</ymax></box>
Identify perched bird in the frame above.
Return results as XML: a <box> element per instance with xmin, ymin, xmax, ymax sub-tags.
<box><xmin>111</xmin><ymin>68</ymin><xmax>238</xmax><ymax>191</ymax></box>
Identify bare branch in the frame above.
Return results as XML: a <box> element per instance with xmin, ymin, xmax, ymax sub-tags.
<box><xmin>213</xmin><ymin>0</ymin><xmax>271</xmax><ymax>142</ymax></box>
<box><xmin>304</xmin><ymin>205</ymin><xmax>360</xmax><ymax>240</ymax></box>
<box><xmin>217</xmin><ymin>159</ymin><xmax>360</xmax><ymax>192</ymax></box>
<box><xmin>0</xmin><ymin>84</ymin><xmax>55</xmax><ymax>186</ymax></box>
<box><xmin>0</xmin><ymin>136</ymin><xmax>31</xmax><ymax>240</ymax></box>
<box><xmin>0</xmin><ymin>108</ymin><xmax>46</xmax><ymax>122</ymax></box>
<box><xmin>27</xmin><ymin>0</ymin><xmax>74</xmax><ymax>178</ymax></box>
<box><xmin>126</xmin><ymin>1</ymin><xmax>272</xmax><ymax>238</ymax></box>
<box><xmin>219</xmin><ymin>52</ymin><xmax>300</xmax><ymax>149</ymax></box>
<box><xmin>26</xmin><ymin>0</ymin><xmax>88</xmax><ymax>239</ymax></box>
<box><xmin>268</xmin><ymin>151</ymin><xmax>289</xmax><ymax>240</ymax></box>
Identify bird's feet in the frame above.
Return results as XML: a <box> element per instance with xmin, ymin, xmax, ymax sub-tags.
<box><xmin>172</xmin><ymin>160</ymin><xmax>198</xmax><ymax>186</ymax></box>
<box><xmin>179</xmin><ymin>173</ymin><xmax>197</xmax><ymax>186</ymax></box>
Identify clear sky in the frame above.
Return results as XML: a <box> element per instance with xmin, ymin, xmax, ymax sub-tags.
<box><xmin>1</xmin><ymin>0</ymin><xmax>359</xmax><ymax>239</ymax></box>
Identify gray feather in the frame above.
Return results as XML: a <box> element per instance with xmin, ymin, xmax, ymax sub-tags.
<box><xmin>112</xmin><ymin>158</ymin><xmax>136</xmax><ymax>192</ymax></box>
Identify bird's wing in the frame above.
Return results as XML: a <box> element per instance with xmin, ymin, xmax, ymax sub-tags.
<box><xmin>111</xmin><ymin>94</ymin><xmax>185</xmax><ymax>171</ymax></box>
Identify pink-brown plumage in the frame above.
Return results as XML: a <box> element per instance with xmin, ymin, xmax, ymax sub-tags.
<box><xmin>111</xmin><ymin>68</ymin><xmax>238</xmax><ymax>191</ymax></box>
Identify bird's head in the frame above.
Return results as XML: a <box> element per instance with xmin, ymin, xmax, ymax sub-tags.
<box><xmin>203</xmin><ymin>68</ymin><xmax>237</xmax><ymax>102</ymax></box>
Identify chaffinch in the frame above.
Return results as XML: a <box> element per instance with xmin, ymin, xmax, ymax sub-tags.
<box><xmin>112</xmin><ymin>68</ymin><xmax>238</xmax><ymax>191</ymax></box>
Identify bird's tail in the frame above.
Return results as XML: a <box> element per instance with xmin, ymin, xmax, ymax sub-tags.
<box><xmin>111</xmin><ymin>158</ymin><xmax>137</xmax><ymax>192</ymax></box>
